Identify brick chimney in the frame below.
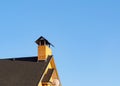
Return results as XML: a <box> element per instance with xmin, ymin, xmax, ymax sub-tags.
<box><xmin>35</xmin><ymin>36</ymin><xmax>53</xmax><ymax>61</ymax></box>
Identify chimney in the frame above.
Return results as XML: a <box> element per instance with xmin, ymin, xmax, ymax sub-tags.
<box><xmin>35</xmin><ymin>36</ymin><xmax>53</xmax><ymax>61</ymax></box>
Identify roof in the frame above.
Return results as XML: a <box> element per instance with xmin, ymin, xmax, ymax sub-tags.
<box><xmin>35</xmin><ymin>36</ymin><xmax>54</xmax><ymax>47</ymax></box>
<box><xmin>42</xmin><ymin>68</ymin><xmax>54</xmax><ymax>82</ymax></box>
<box><xmin>0</xmin><ymin>56</ymin><xmax>52</xmax><ymax>86</ymax></box>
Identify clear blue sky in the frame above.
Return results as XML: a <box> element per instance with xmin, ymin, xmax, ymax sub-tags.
<box><xmin>0</xmin><ymin>0</ymin><xmax>120</xmax><ymax>86</ymax></box>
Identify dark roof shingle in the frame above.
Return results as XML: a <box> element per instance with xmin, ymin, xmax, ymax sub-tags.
<box><xmin>0</xmin><ymin>56</ymin><xmax>52</xmax><ymax>86</ymax></box>
<box><xmin>42</xmin><ymin>68</ymin><xmax>54</xmax><ymax>82</ymax></box>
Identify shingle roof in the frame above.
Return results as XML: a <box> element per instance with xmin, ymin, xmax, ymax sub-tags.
<box><xmin>0</xmin><ymin>56</ymin><xmax>52</xmax><ymax>86</ymax></box>
<box><xmin>42</xmin><ymin>68</ymin><xmax>54</xmax><ymax>82</ymax></box>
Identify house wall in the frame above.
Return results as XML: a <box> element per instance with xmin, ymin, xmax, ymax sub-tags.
<box><xmin>37</xmin><ymin>44</ymin><xmax>61</xmax><ymax>86</ymax></box>
<box><xmin>38</xmin><ymin>60</ymin><xmax>52</xmax><ymax>86</ymax></box>
<box><xmin>38</xmin><ymin>59</ymin><xmax>61</xmax><ymax>86</ymax></box>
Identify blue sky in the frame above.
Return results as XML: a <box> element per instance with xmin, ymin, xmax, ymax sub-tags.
<box><xmin>0</xmin><ymin>0</ymin><xmax>120</xmax><ymax>86</ymax></box>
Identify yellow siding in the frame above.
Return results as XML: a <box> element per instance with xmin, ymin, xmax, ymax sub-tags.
<box><xmin>46</xmin><ymin>46</ymin><xmax>52</xmax><ymax>58</ymax></box>
<box><xmin>38</xmin><ymin>82</ymin><xmax>42</xmax><ymax>86</ymax></box>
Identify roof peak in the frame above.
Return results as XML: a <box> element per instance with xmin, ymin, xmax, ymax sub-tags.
<box><xmin>35</xmin><ymin>36</ymin><xmax>54</xmax><ymax>47</ymax></box>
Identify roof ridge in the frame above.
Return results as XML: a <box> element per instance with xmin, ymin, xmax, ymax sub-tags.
<box><xmin>0</xmin><ymin>56</ymin><xmax>37</xmax><ymax>60</ymax></box>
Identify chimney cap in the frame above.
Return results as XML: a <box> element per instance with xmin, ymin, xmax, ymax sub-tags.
<box><xmin>35</xmin><ymin>36</ymin><xmax>54</xmax><ymax>47</ymax></box>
